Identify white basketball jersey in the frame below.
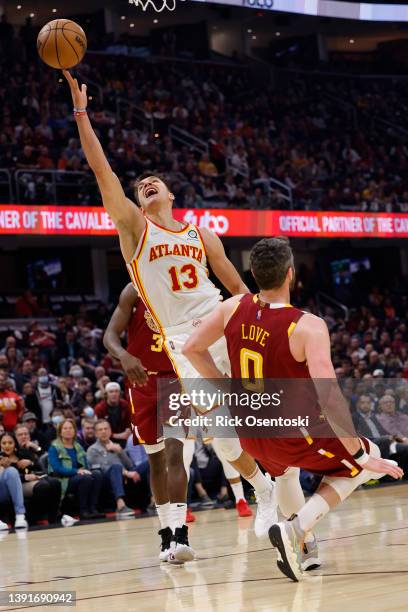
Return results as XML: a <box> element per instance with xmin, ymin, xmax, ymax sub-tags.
<box><xmin>127</xmin><ymin>218</ymin><xmax>221</xmax><ymax>331</ymax></box>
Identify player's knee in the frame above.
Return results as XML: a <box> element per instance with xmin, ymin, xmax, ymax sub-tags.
<box><xmin>276</xmin><ymin>466</ymin><xmax>300</xmax><ymax>482</ymax></box>
<box><xmin>214</xmin><ymin>437</ymin><xmax>242</xmax><ymax>463</ymax></box>
<box><xmin>321</xmin><ymin>475</ymin><xmax>358</xmax><ymax>501</ymax></box>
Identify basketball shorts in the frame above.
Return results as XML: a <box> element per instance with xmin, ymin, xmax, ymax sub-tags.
<box><xmin>162</xmin><ymin>319</ymin><xmax>243</xmax><ymax>462</ymax></box>
<box><xmin>128</xmin><ymin>373</ymin><xmax>174</xmax><ymax>450</ymax></box>
<box><xmin>241</xmin><ymin>435</ymin><xmax>370</xmax><ymax>479</ymax></box>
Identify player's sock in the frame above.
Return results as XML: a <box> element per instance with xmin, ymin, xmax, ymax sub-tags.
<box><xmin>246</xmin><ymin>465</ymin><xmax>272</xmax><ymax>494</ymax></box>
<box><xmin>230</xmin><ymin>480</ymin><xmax>245</xmax><ymax>502</ymax></box>
<box><xmin>170</xmin><ymin>502</ymin><xmax>187</xmax><ymax>531</ymax></box>
<box><xmin>297</xmin><ymin>494</ymin><xmax>330</xmax><ymax>532</ymax></box>
<box><xmin>156</xmin><ymin>501</ymin><xmax>171</xmax><ymax>530</ymax></box>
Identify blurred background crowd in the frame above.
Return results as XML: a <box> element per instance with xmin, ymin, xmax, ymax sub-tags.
<box><xmin>0</xmin><ymin>16</ymin><xmax>408</xmax><ymax>213</ymax></box>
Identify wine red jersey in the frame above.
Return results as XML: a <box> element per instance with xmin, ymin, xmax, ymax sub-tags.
<box><xmin>224</xmin><ymin>293</ymin><xmax>364</xmax><ymax>479</ymax></box>
<box><xmin>225</xmin><ymin>293</ymin><xmax>310</xmax><ymax>379</ymax></box>
<box><xmin>127</xmin><ymin>298</ymin><xmax>173</xmax><ymax>375</ymax></box>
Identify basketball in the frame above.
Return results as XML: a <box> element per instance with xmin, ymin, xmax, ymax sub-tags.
<box><xmin>37</xmin><ymin>19</ymin><xmax>87</xmax><ymax>69</ymax></box>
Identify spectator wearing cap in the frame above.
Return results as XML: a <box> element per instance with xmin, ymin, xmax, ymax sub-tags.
<box><xmin>87</xmin><ymin>419</ymin><xmax>137</xmax><ymax>516</ymax></box>
<box><xmin>0</xmin><ymin>371</ymin><xmax>24</xmax><ymax>432</ymax></box>
<box><xmin>377</xmin><ymin>394</ymin><xmax>408</xmax><ymax>439</ymax></box>
<box><xmin>373</xmin><ymin>369</ymin><xmax>385</xmax><ymax>378</ymax></box>
<box><xmin>21</xmin><ymin>412</ymin><xmax>48</xmax><ymax>449</ymax></box>
<box><xmin>95</xmin><ymin>383</ymin><xmax>131</xmax><ymax>447</ymax></box>
<box><xmin>48</xmin><ymin>418</ymin><xmax>104</xmax><ymax>521</ymax></box>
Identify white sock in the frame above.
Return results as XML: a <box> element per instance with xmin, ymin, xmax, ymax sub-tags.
<box><xmin>170</xmin><ymin>502</ymin><xmax>187</xmax><ymax>531</ymax></box>
<box><xmin>230</xmin><ymin>480</ymin><xmax>245</xmax><ymax>502</ymax></box>
<box><xmin>297</xmin><ymin>494</ymin><xmax>330</xmax><ymax>533</ymax></box>
<box><xmin>156</xmin><ymin>502</ymin><xmax>171</xmax><ymax>530</ymax></box>
<box><xmin>246</xmin><ymin>466</ymin><xmax>271</xmax><ymax>494</ymax></box>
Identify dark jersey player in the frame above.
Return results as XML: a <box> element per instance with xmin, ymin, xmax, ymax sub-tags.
<box><xmin>104</xmin><ymin>283</ymin><xmax>194</xmax><ymax>563</ymax></box>
<box><xmin>183</xmin><ymin>237</ymin><xmax>403</xmax><ymax>582</ymax></box>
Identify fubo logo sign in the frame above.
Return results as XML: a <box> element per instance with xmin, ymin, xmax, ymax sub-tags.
<box><xmin>183</xmin><ymin>210</ymin><xmax>229</xmax><ymax>235</ymax></box>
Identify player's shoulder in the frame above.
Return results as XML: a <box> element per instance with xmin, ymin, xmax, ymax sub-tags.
<box><xmin>296</xmin><ymin>312</ymin><xmax>328</xmax><ymax>333</ymax></box>
<box><xmin>119</xmin><ymin>283</ymin><xmax>139</xmax><ymax>306</ymax></box>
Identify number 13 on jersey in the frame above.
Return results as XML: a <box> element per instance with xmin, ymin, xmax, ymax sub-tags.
<box><xmin>168</xmin><ymin>264</ymin><xmax>199</xmax><ymax>292</ymax></box>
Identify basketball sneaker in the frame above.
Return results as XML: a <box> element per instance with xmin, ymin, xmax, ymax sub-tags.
<box><xmin>168</xmin><ymin>525</ymin><xmax>195</xmax><ymax>564</ymax></box>
<box><xmin>301</xmin><ymin>535</ymin><xmax>321</xmax><ymax>571</ymax></box>
<box><xmin>158</xmin><ymin>527</ymin><xmax>173</xmax><ymax>562</ymax></box>
<box><xmin>0</xmin><ymin>520</ymin><xmax>9</xmax><ymax>531</ymax></box>
<box><xmin>186</xmin><ymin>508</ymin><xmax>196</xmax><ymax>523</ymax></box>
<box><xmin>268</xmin><ymin>515</ymin><xmax>304</xmax><ymax>582</ymax></box>
<box><xmin>236</xmin><ymin>499</ymin><xmax>253</xmax><ymax>517</ymax></box>
<box><xmin>254</xmin><ymin>474</ymin><xmax>278</xmax><ymax>537</ymax></box>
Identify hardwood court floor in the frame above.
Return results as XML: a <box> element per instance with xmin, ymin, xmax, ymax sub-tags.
<box><xmin>0</xmin><ymin>484</ymin><xmax>407</xmax><ymax>612</ymax></box>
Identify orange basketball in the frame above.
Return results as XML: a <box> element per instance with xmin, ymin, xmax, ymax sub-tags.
<box><xmin>37</xmin><ymin>19</ymin><xmax>87</xmax><ymax>70</ymax></box>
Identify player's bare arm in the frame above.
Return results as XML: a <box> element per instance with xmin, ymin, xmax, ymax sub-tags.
<box><xmin>199</xmin><ymin>228</ymin><xmax>249</xmax><ymax>295</ymax></box>
<box><xmin>103</xmin><ymin>283</ymin><xmax>148</xmax><ymax>386</ymax></box>
<box><xmin>182</xmin><ymin>295</ymin><xmax>242</xmax><ymax>378</ymax></box>
<box><xmin>293</xmin><ymin>314</ymin><xmax>403</xmax><ymax>479</ymax></box>
<box><xmin>63</xmin><ymin>70</ymin><xmax>145</xmax><ymax>262</ymax></box>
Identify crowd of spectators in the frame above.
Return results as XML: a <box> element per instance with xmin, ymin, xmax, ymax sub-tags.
<box><xmin>0</xmin><ymin>21</ymin><xmax>407</xmax><ymax>212</ymax></box>
<box><xmin>0</xmin><ymin>279</ymin><xmax>408</xmax><ymax>529</ymax></box>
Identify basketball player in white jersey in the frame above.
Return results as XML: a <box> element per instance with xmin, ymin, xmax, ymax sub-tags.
<box><xmin>64</xmin><ymin>71</ymin><xmax>277</xmax><ymax>562</ymax></box>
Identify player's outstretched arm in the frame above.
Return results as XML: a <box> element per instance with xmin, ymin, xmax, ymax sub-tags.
<box><xmin>182</xmin><ymin>295</ymin><xmax>241</xmax><ymax>378</ymax></box>
<box><xmin>103</xmin><ymin>284</ymin><xmax>148</xmax><ymax>386</ymax></box>
<box><xmin>199</xmin><ymin>228</ymin><xmax>249</xmax><ymax>296</ymax></box>
<box><xmin>63</xmin><ymin>71</ymin><xmax>145</xmax><ymax>257</ymax></box>
<box><xmin>300</xmin><ymin>315</ymin><xmax>403</xmax><ymax>479</ymax></box>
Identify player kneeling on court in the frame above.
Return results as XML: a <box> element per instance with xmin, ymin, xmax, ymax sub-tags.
<box><xmin>182</xmin><ymin>237</ymin><xmax>403</xmax><ymax>581</ymax></box>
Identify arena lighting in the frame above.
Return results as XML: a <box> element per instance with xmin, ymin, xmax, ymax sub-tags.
<box><xmin>16</xmin><ymin>5</ymin><xmax>22</xmax><ymax>9</ymax></box>
<box><xmin>350</xmin><ymin>38</ymin><xmax>355</xmax><ymax>43</ymax></box>
<box><xmin>275</xmin><ymin>31</ymin><xmax>281</xmax><ymax>36</ymax></box>
<box><xmin>52</xmin><ymin>8</ymin><xmax>57</xmax><ymax>12</ymax></box>
<box><xmin>130</xmin><ymin>22</ymin><xmax>135</xmax><ymax>27</ymax></box>
<box><xmin>190</xmin><ymin>1</ymin><xmax>408</xmax><ymax>22</ymax></box>
<box><xmin>153</xmin><ymin>18</ymin><xmax>159</xmax><ymax>23</ymax></box>
<box><xmin>29</xmin><ymin>12</ymin><xmax>34</xmax><ymax>17</ymax></box>
<box><xmin>121</xmin><ymin>15</ymin><xmax>126</xmax><ymax>19</ymax></box>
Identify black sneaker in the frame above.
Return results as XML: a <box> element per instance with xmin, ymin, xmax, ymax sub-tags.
<box><xmin>158</xmin><ymin>527</ymin><xmax>173</xmax><ymax>562</ymax></box>
<box><xmin>168</xmin><ymin>525</ymin><xmax>195</xmax><ymax>564</ymax></box>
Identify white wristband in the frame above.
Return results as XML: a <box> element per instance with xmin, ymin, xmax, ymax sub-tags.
<box><xmin>354</xmin><ymin>451</ymin><xmax>370</xmax><ymax>466</ymax></box>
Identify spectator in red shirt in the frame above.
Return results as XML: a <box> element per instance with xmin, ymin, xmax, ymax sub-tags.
<box><xmin>15</xmin><ymin>290</ymin><xmax>39</xmax><ymax>318</ymax></box>
<box><xmin>94</xmin><ymin>382</ymin><xmax>131</xmax><ymax>447</ymax></box>
<box><xmin>0</xmin><ymin>372</ymin><xmax>24</xmax><ymax>432</ymax></box>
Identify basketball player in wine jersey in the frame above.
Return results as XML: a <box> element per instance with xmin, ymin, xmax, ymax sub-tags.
<box><xmin>64</xmin><ymin>71</ymin><xmax>274</xmax><ymax>563</ymax></box>
<box><xmin>104</xmin><ymin>284</ymin><xmax>252</xmax><ymax>561</ymax></box>
<box><xmin>183</xmin><ymin>237</ymin><xmax>403</xmax><ymax>581</ymax></box>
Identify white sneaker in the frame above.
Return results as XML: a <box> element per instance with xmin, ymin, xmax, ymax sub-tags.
<box><xmin>167</xmin><ymin>526</ymin><xmax>195</xmax><ymax>564</ymax></box>
<box><xmin>254</xmin><ymin>474</ymin><xmax>278</xmax><ymax>538</ymax></box>
<box><xmin>14</xmin><ymin>514</ymin><xmax>28</xmax><ymax>530</ymax></box>
<box><xmin>0</xmin><ymin>520</ymin><xmax>9</xmax><ymax>531</ymax></box>
<box><xmin>61</xmin><ymin>514</ymin><xmax>79</xmax><ymax>528</ymax></box>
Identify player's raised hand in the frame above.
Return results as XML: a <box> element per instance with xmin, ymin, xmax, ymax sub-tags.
<box><xmin>362</xmin><ymin>456</ymin><xmax>403</xmax><ymax>479</ymax></box>
<box><xmin>63</xmin><ymin>70</ymin><xmax>88</xmax><ymax>109</ymax></box>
